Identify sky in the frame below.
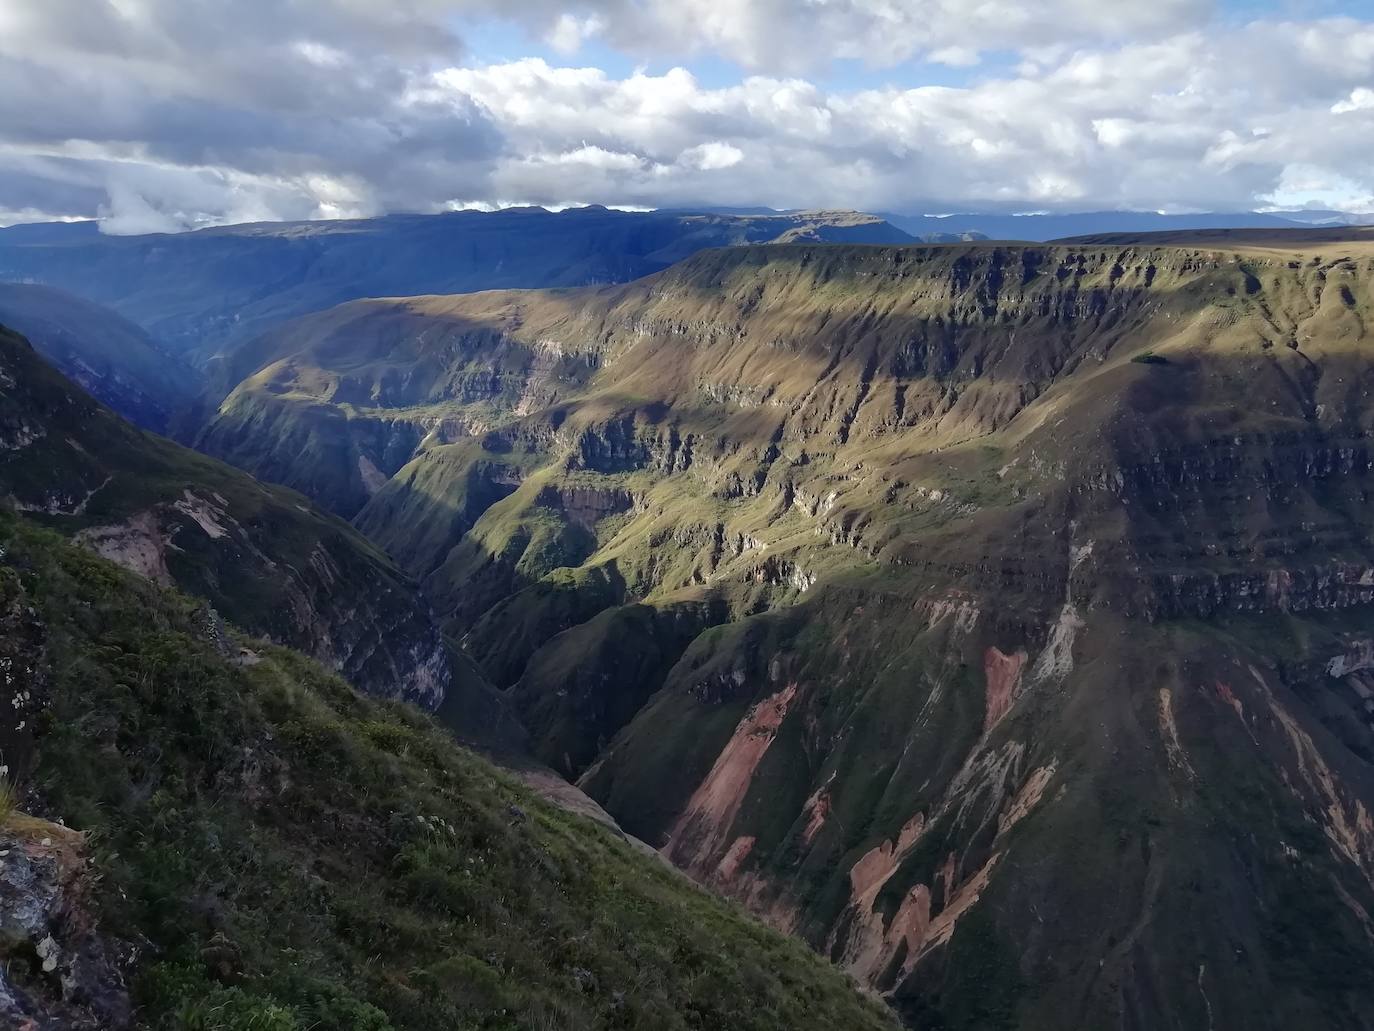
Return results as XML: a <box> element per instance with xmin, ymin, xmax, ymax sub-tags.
<box><xmin>1</xmin><ymin>0</ymin><xmax>1373</xmax><ymax>232</ymax></box>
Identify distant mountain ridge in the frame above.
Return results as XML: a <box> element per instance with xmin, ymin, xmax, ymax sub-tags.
<box><xmin>7</xmin><ymin>204</ymin><xmax>1371</xmax><ymax>373</ymax></box>
<box><xmin>662</xmin><ymin>206</ymin><xmax>1374</xmax><ymax>241</ymax></box>
<box><xmin>0</xmin><ymin>207</ymin><xmax>914</xmax><ymax>368</ymax></box>
<box><xmin>884</xmin><ymin>208</ymin><xmax>1373</xmax><ymax>241</ymax></box>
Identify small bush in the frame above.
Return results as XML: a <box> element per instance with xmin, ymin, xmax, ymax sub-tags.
<box><xmin>173</xmin><ymin>989</ymin><xmax>300</xmax><ymax>1031</ymax></box>
<box><xmin>1131</xmin><ymin>350</ymin><xmax>1169</xmax><ymax>365</ymax></box>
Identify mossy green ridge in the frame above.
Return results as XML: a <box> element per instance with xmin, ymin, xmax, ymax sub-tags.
<box><xmin>188</xmin><ymin>228</ymin><xmax>1374</xmax><ymax>1027</ymax></box>
<box><xmin>0</xmin><ymin>511</ymin><xmax>895</xmax><ymax>1031</ymax></box>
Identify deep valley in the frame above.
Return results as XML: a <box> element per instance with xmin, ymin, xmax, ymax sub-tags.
<box><xmin>7</xmin><ymin>219</ymin><xmax>1374</xmax><ymax>1029</ymax></box>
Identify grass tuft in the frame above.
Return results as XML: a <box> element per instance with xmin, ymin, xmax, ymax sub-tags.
<box><xmin>0</xmin><ymin>776</ymin><xmax>18</xmax><ymax>827</ymax></box>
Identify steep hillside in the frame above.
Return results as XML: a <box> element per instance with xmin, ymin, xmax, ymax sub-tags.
<box><xmin>196</xmin><ymin>229</ymin><xmax>1374</xmax><ymax>1028</ymax></box>
<box><xmin>0</xmin><ymin>325</ymin><xmax>448</xmax><ymax>705</ymax></box>
<box><xmin>0</xmin><ymin>283</ymin><xmax>198</xmax><ymax>432</ymax></box>
<box><xmin>0</xmin><ymin>511</ymin><xmax>894</xmax><ymax>1030</ymax></box>
<box><xmin>0</xmin><ymin>207</ymin><xmax>911</xmax><ymax>366</ymax></box>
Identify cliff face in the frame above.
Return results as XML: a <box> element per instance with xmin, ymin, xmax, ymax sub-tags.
<box><xmin>0</xmin><ymin>327</ymin><xmax>450</xmax><ymax>707</ymax></box>
<box><xmin>199</xmin><ymin>231</ymin><xmax>1374</xmax><ymax>1028</ymax></box>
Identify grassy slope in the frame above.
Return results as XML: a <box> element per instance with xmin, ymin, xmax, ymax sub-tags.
<box><xmin>1</xmin><ymin>509</ymin><xmax>894</xmax><ymax>1031</ymax></box>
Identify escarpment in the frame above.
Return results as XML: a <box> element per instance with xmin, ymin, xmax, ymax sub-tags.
<box><xmin>196</xmin><ymin>232</ymin><xmax>1374</xmax><ymax>1029</ymax></box>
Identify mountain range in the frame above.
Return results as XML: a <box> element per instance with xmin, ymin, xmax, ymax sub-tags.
<box><xmin>5</xmin><ymin>211</ymin><xmax>1374</xmax><ymax>1028</ymax></box>
<box><xmin>883</xmin><ymin>208</ymin><xmax>1374</xmax><ymax>240</ymax></box>
<box><xmin>0</xmin><ymin>463</ymin><xmax>892</xmax><ymax>1030</ymax></box>
<box><xmin>4</xmin><ymin>204</ymin><xmax>1368</xmax><ymax>375</ymax></box>
<box><xmin>0</xmin><ymin>207</ymin><xmax>913</xmax><ymax>370</ymax></box>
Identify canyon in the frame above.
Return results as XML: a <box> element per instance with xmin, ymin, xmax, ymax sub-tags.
<box><xmin>6</xmin><ymin>224</ymin><xmax>1374</xmax><ymax>1027</ymax></box>
<box><xmin>175</xmin><ymin>226</ymin><xmax>1374</xmax><ymax>1028</ymax></box>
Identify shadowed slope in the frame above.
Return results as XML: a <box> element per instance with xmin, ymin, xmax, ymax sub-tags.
<box><xmin>0</xmin><ymin>282</ymin><xmax>198</xmax><ymax>432</ymax></box>
<box><xmin>0</xmin><ymin>324</ymin><xmax>449</xmax><ymax>705</ymax></box>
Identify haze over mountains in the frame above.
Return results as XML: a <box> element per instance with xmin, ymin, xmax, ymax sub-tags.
<box><xmin>0</xmin><ymin>283</ymin><xmax>197</xmax><ymax>432</ymax></box>
<box><xmin>0</xmin><ymin>207</ymin><xmax>914</xmax><ymax>369</ymax></box>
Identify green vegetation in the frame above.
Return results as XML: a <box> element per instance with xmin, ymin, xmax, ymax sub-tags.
<box><xmin>895</xmin><ymin>905</ymin><xmax>1024</xmax><ymax>1031</ymax></box>
<box><xmin>2</xmin><ymin>510</ymin><xmax>894</xmax><ymax>1031</ymax></box>
<box><xmin>0</xmin><ymin>776</ymin><xmax>17</xmax><ymax>825</ymax></box>
<box><xmin>17</xmin><ymin>232</ymin><xmax>1374</xmax><ymax>1028</ymax></box>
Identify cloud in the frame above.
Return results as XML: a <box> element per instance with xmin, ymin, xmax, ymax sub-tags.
<box><xmin>546</xmin><ymin>13</ymin><xmax>605</xmax><ymax>54</ymax></box>
<box><xmin>0</xmin><ymin>3</ymin><xmax>1373</xmax><ymax>227</ymax></box>
<box><xmin>1333</xmin><ymin>87</ymin><xmax>1374</xmax><ymax>114</ymax></box>
<box><xmin>683</xmin><ymin>141</ymin><xmax>745</xmax><ymax>171</ymax></box>
<box><xmin>431</xmin><ymin>19</ymin><xmax>1374</xmax><ymax>214</ymax></box>
<box><xmin>98</xmin><ymin>179</ymin><xmax>192</xmax><ymax>235</ymax></box>
<box><xmin>0</xmin><ymin>0</ymin><xmax>499</xmax><ymax>230</ymax></box>
<box><xmin>487</xmin><ymin>0</ymin><xmax>1204</xmax><ymax>75</ymax></box>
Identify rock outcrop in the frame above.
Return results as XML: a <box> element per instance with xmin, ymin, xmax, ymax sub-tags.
<box><xmin>0</xmin><ymin>815</ymin><xmax>131</xmax><ymax>1030</ymax></box>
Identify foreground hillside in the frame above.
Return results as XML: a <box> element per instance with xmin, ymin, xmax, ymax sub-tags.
<box><xmin>0</xmin><ymin>511</ymin><xmax>893</xmax><ymax>1030</ymax></box>
<box><xmin>0</xmin><ymin>325</ymin><xmax>449</xmax><ymax>705</ymax></box>
<box><xmin>0</xmin><ymin>207</ymin><xmax>912</xmax><ymax>366</ymax></box>
<box><xmin>197</xmin><ymin>228</ymin><xmax>1374</xmax><ymax>1028</ymax></box>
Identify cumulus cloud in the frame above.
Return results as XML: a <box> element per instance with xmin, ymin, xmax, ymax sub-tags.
<box><xmin>0</xmin><ymin>0</ymin><xmax>498</xmax><ymax>231</ymax></box>
<box><xmin>429</xmin><ymin>18</ymin><xmax>1374</xmax><ymax>214</ymax></box>
<box><xmin>447</xmin><ymin>0</ymin><xmax>1204</xmax><ymax>75</ymax></box>
<box><xmin>546</xmin><ymin>13</ymin><xmax>605</xmax><ymax>55</ymax></box>
<box><xmin>683</xmin><ymin>142</ymin><xmax>745</xmax><ymax>171</ymax></box>
<box><xmin>0</xmin><ymin>2</ymin><xmax>1372</xmax><ymax>229</ymax></box>
<box><xmin>1333</xmin><ymin>87</ymin><xmax>1374</xmax><ymax>114</ymax></box>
